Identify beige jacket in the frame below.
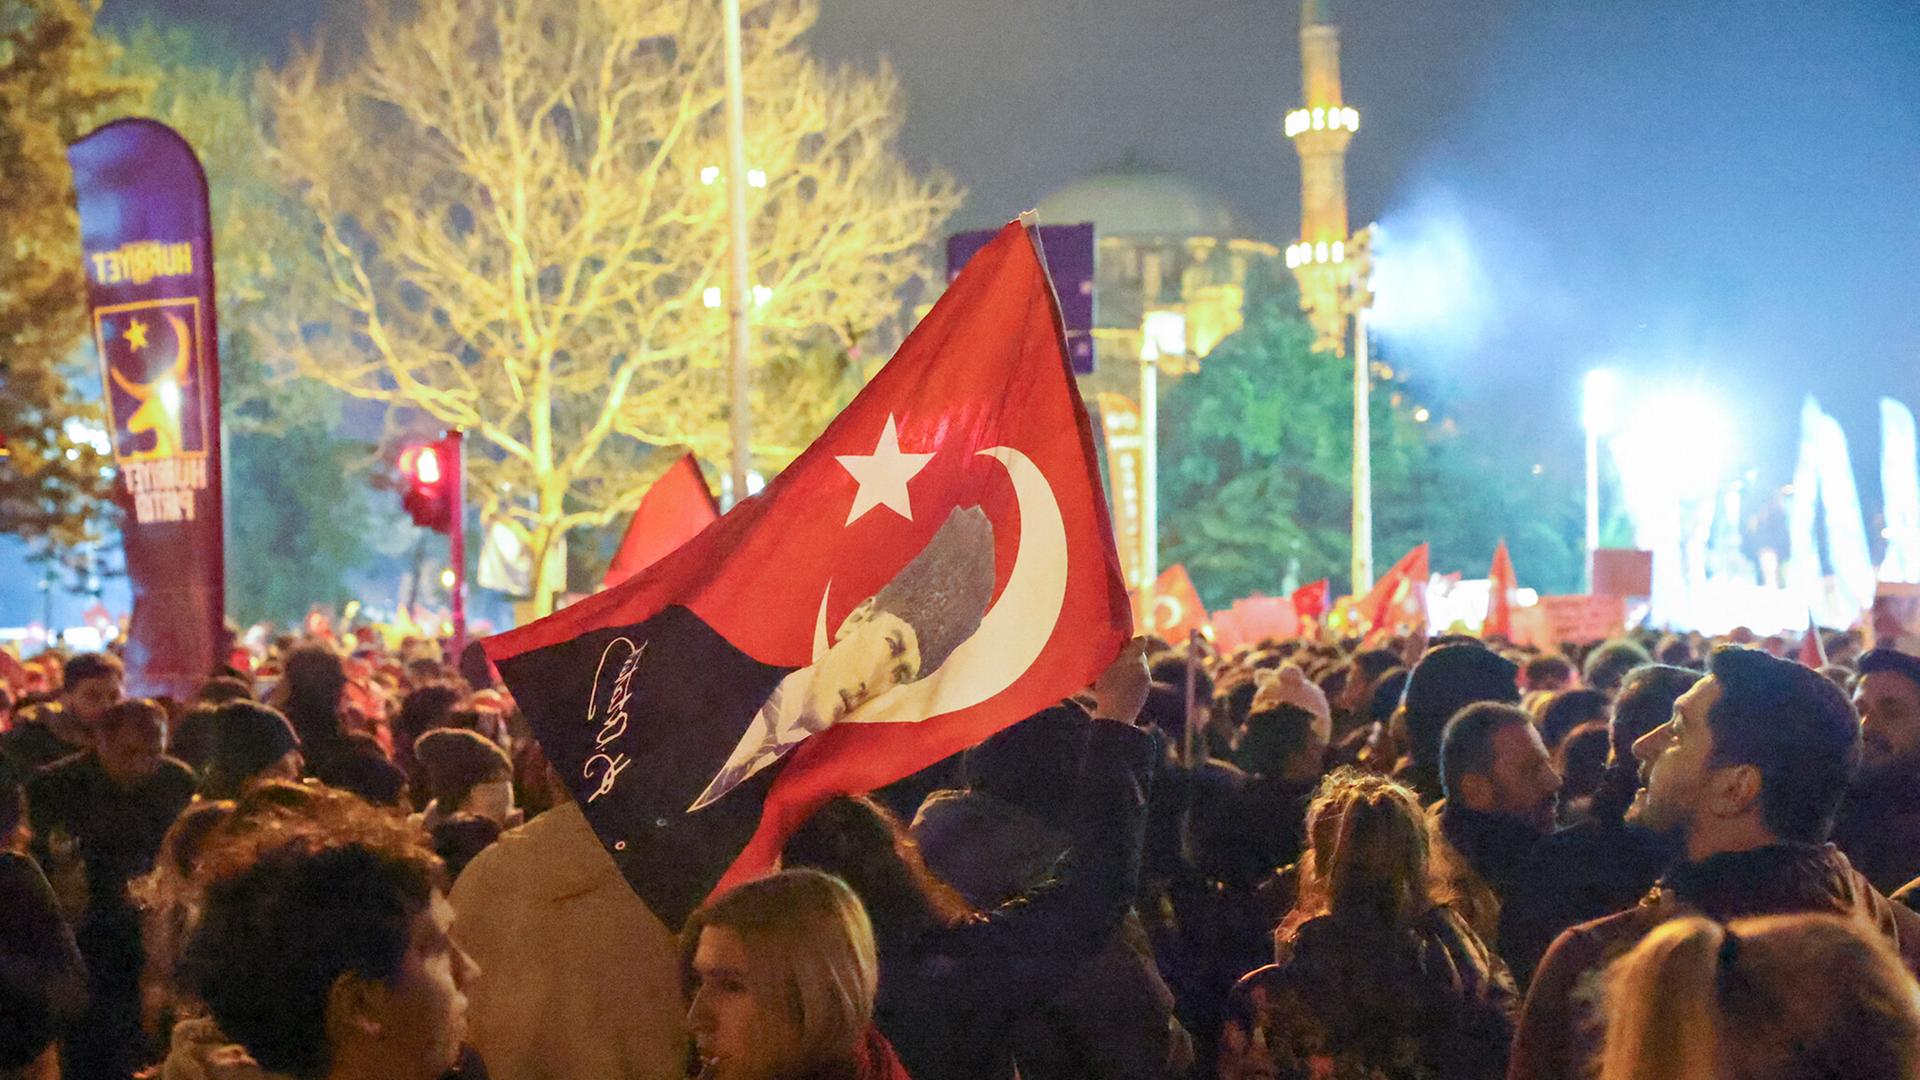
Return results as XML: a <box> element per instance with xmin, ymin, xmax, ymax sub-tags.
<box><xmin>449</xmin><ymin>800</ymin><xmax>688</xmax><ymax>1080</ymax></box>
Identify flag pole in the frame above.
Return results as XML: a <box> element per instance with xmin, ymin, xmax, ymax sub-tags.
<box><xmin>722</xmin><ymin>0</ymin><xmax>753</xmax><ymax>507</ymax></box>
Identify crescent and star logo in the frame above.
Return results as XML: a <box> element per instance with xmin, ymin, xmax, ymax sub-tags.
<box><xmin>582</xmin><ymin>413</ymin><xmax>1071</xmax><ymax>812</ymax></box>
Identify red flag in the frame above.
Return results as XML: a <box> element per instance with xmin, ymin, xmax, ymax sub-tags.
<box><xmin>1359</xmin><ymin>543</ymin><xmax>1430</xmax><ymax>634</ymax></box>
<box><xmin>1146</xmin><ymin>564</ymin><xmax>1209</xmax><ymax>643</ymax></box>
<box><xmin>1485</xmin><ymin>540</ymin><xmax>1516</xmax><ymax>640</ymax></box>
<box><xmin>1798</xmin><ymin>613</ymin><xmax>1828</xmax><ymax>668</ymax></box>
<box><xmin>1291</xmin><ymin>579</ymin><xmax>1330</xmax><ymax>622</ymax></box>
<box><xmin>602</xmin><ymin>453</ymin><xmax>720</xmax><ymax>589</ymax></box>
<box><xmin>481</xmin><ymin>222</ymin><xmax>1130</xmax><ymax>926</ymax></box>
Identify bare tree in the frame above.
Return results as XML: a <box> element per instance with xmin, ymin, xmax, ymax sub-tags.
<box><xmin>259</xmin><ymin>0</ymin><xmax>961</xmax><ymax>612</ymax></box>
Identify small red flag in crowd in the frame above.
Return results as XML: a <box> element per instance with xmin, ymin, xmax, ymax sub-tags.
<box><xmin>1485</xmin><ymin>540</ymin><xmax>1516</xmax><ymax>640</ymax></box>
<box><xmin>1360</xmin><ymin>543</ymin><xmax>1430</xmax><ymax>635</ymax></box>
<box><xmin>1146</xmin><ymin>564</ymin><xmax>1209</xmax><ymax>643</ymax></box>
<box><xmin>1798</xmin><ymin>613</ymin><xmax>1828</xmax><ymax>668</ymax></box>
<box><xmin>1291</xmin><ymin>579</ymin><xmax>1330</xmax><ymax>622</ymax></box>
<box><xmin>602</xmin><ymin>453</ymin><xmax>720</xmax><ymax>590</ymax></box>
<box><xmin>482</xmin><ymin>221</ymin><xmax>1131</xmax><ymax>926</ymax></box>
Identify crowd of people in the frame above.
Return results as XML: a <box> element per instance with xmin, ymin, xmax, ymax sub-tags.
<box><xmin>5</xmin><ymin>620</ymin><xmax>1920</xmax><ymax>1080</ymax></box>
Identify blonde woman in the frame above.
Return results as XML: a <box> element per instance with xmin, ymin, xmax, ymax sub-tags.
<box><xmin>1599</xmin><ymin>913</ymin><xmax>1920</xmax><ymax>1080</ymax></box>
<box><xmin>683</xmin><ymin>869</ymin><xmax>909</xmax><ymax>1080</ymax></box>
<box><xmin>1223</xmin><ymin>769</ymin><xmax>1516</xmax><ymax>1080</ymax></box>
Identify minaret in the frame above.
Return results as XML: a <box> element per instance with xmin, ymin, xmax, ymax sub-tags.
<box><xmin>1286</xmin><ymin>0</ymin><xmax>1358</xmax><ymax>354</ymax></box>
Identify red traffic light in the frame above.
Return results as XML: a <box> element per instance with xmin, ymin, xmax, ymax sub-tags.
<box><xmin>398</xmin><ymin>438</ymin><xmax>457</xmax><ymax>533</ymax></box>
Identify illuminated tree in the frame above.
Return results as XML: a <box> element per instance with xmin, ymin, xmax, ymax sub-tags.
<box><xmin>0</xmin><ymin>0</ymin><xmax>140</xmax><ymax>549</ymax></box>
<box><xmin>258</xmin><ymin>0</ymin><xmax>962</xmax><ymax>612</ymax></box>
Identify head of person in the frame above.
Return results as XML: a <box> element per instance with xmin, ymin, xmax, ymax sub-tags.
<box><xmin>412</xmin><ymin>728</ymin><xmax>515</xmax><ymax>827</ymax></box>
<box><xmin>282</xmin><ymin>645</ymin><xmax>348</xmax><ymax>745</ymax></box>
<box><xmin>184</xmin><ymin>802</ymin><xmax>473</xmax><ymax>1080</ymax></box>
<box><xmin>1238</xmin><ymin>704</ymin><xmax>1327</xmax><ymax>784</ymax></box>
<box><xmin>203</xmin><ymin>701</ymin><xmax>303</xmax><ymax>799</ymax></box>
<box><xmin>1593</xmin><ymin>664</ymin><xmax>1701</xmax><ymax>824</ymax></box>
<box><xmin>60</xmin><ymin>650</ymin><xmax>124</xmax><ymax>727</ymax></box>
<box><xmin>1554</xmin><ymin>721</ymin><xmax>1613</xmax><ymax>817</ymax></box>
<box><xmin>1584</xmin><ymin>639</ymin><xmax>1653</xmax><ymax>696</ymax></box>
<box><xmin>683</xmin><ymin>869</ymin><xmax>880</xmax><ymax>1080</ymax></box>
<box><xmin>1367</xmin><ymin>667</ymin><xmax>1409</xmax><ymax>726</ymax></box>
<box><xmin>961</xmin><ymin>703</ymin><xmax>1089</xmax><ymax>823</ymax></box>
<box><xmin>1598</xmin><ymin>913</ymin><xmax>1920</xmax><ymax>1080</ymax></box>
<box><xmin>395</xmin><ymin>684</ymin><xmax>463</xmax><ymax>751</ymax></box>
<box><xmin>781</xmin><ymin>795</ymin><xmax>972</xmax><ymax>954</ymax></box>
<box><xmin>1541</xmin><ymin>688</ymin><xmax>1610</xmax><ymax>752</ymax></box>
<box><xmin>1296</xmin><ymin>768</ymin><xmax>1431</xmax><ymax>931</ymax></box>
<box><xmin>94</xmin><ymin>698</ymin><xmax>168</xmax><ymax>787</ymax></box>
<box><xmin>1854</xmin><ymin>649</ymin><xmax>1920</xmax><ymax>787</ymax></box>
<box><xmin>193</xmin><ymin>675</ymin><xmax>255</xmax><ymax>706</ymax></box>
<box><xmin>1441</xmin><ymin>702</ymin><xmax>1561</xmax><ymax>833</ymax></box>
<box><xmin>428</xmin><ymin>812</ymin><xmax>502</xmax><ymax>884</ymax></box>
<box><xmin>1523</xmin><ymin>654</ymin><xmax>1577</xmax><ymax>694</ymax></box>
<box><xmin>1402</xmin><ymin>644</ymin><xmax>1521</xmax><ymax>774</ymax></box>
<box><xmin>805</xmin><ymin>507</ymin><xmax>995</xmax><ymax>729</ymax></box>
<box><xmin>1338</xmin><ymin>648</ymin><xmax>1402</xmax><ymax>712</ymax></box>
<box><xmin>314</xmin><ymin>732</ymin><xmax>411</xmax><ymax>809</ymax></box>
<box><xmin>1630</xmin><ymin>646</ymin><xmax>1860</xmax><ymax>860</ymax></box>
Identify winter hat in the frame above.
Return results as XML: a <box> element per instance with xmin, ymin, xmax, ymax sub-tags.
<box><xmin>211</xmin><ymin>702</ymin><xmax>301</xmax><ymax>779</ymax></box>
<box><xmin>1402</xmin><ymin>643</ymin><xmax>1520</xmax><ymax>767</ymax></box>
<box><xmin>1252</xmin><ymin>663</ymin><xmax>1332</xmax><ymax>743</ymax></box>
<box><xmin>412</xmin><ymin>727</ymin><xmax>512</xmax><ymax>806</ymax></box>
<box><xmin>871</xmin><ymin>506</ymin><xmax>997</xmax><ymax>674</ymax></box>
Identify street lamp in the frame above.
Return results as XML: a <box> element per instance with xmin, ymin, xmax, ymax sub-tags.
<box><xmin>1582</xmin><ymin>368</ymin><xmax>1620</xmax><ymax>592</ymax></box>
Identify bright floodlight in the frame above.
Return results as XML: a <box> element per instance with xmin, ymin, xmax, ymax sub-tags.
<box><xmin>1583</xmin><ymin>368</ymin><xmax>1620</xmax><ymax>436</ymax></box>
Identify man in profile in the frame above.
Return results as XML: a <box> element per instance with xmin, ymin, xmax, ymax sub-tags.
<box><xmin>691</xmin><ymin>506</ymin><xmax>996</xmax><ymax>811</ymax></box>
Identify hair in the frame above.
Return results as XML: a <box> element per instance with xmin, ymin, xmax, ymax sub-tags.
<box><xmin>1238</xmin><ymin>705</ymin><xmax>1319</xmax><ymax>779</ymax></box>
<box><xmin>193</xmin><ymin>676</ymin><xmax>254</xmax><ymax>705</ymax></box>
<box><xmin>1584</xmin><ymin>639</ymin><xmax>1652</xmax><ymax>695</ymax></box>
<box><xmin>1150</xmin><ymin>654</ymin><xmax>1213</xmax><ymax>703</ymax></box>
<box><xmin>1286</xmin><ymin>769</ymin><xmax>1431</xmax><ymax>937</ymax></box>
<box><xmin>1599</xmin><ymin>914</ymin><xmax>1920</xmax><ymax>1080</ymax></box>
<box><xmin>683</xmin><ymin>869</ymin><xmax>880</xmax><ymax>1072</ymax></box>
<box><xmin>134</xmin><ymin>800</ymin><xmax>237</xmax><ymax>1035</ymax></box>
<box><xmin>429</xmin><ymin>812</ymin><xmax>502</xmax><ymax>883</ymax></box>
<box><xmin>313</xmin><ymin>733</ymin><xmax>409</xmax><ymax>808</ymax></box>
<box><xmin>1704</xmin><ymin>646</ymin><xmax>1861</xmax><ymax>844</ymax></box>
<box><xmin>1555</xmin><ymin>721</ymin><xmax>1613</xmax><ymax>810</ymax></box>
<box><xmin>394</xmin><ymin>684</ymin><xmax>463</xmax><ymax>779</ymax></box>
<box><xmin>99</xmin><ymin>697</ymin><xmax>167</xmax><ymax>746</ymax></box>
<box><xmin>184</xmin><ymin>801</ymin><xmax>444</xmax><ymax>1079</ymax></box>
<box><xmin>781</xmin><ymin>795</ymin><xmax>974</xmax><ymax>958</ymax></box>
<box><xmin>1350</xmin><ymin>648</ymin><xmax>1402</xmax><ymax>686</ymax></box>
<box><xmin>1439</xmin><ymin>702</ymin><xmax>1534</xmax><ymax>804</ymax></box>
<box><xmin>1367</xmin><ymin>668</ymin><xmax>1409</xmax><ymax>724</ymax></box>
<box><xmin>62</xmin><ymin>650</ymin><xmax>123</xmax><ymax>689</ymax></box>
<box><xmin>1541</xmin><ymin>688</ymin><xmax>1610</xmax><ymax>752</ymax></box>
<box><xmin>281</xmin><ymin>645</ymin><xmax>348</xmax><ymax>750</ymax></box>
<box><xmin>1523</xmin><ymin>654</ymin><xmax>1576</xmax><ymax>690</ymax></box>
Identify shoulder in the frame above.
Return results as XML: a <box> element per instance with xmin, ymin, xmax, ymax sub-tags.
<box><xmin>1530</xmin><ymin>904</ymin><xmax>1651</xmax><ymax>993</ymax></box>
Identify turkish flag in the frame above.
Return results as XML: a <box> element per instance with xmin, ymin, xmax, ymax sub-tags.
<box><xmin>602</xmin><ymin>453</ymin><xmax>720</xmax><ymax>589</ymax></box>
<box><xmin>1360</xmin><ymin>543</ymin><xmax>1430</xmax><ymax>635</ymax></box>
<box><xmin>1798</xmin><ymin>613</ymin><xmax>1828</xmax><ymax>668</ymax></box>
<box><xmin>1147</xmin><ymin>564</ymin><xmax>1209</xmax><ymax>643</ymax></box>
<box><xmin>1291</xmin><ymin>579</ymin><xmax>1330</xmax><ymax>622</ymax></box>
<box><xmin>481</xmin><ymin>222</ymin><xmax>1131</xmax><ymax>927</ymax></box>
<box><xmin>1485</xmin><ymin>540</ymin><xmax>1516</xmax><ymax>640</ymax></box>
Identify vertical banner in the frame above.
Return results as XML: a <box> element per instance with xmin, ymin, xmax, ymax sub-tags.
<box><xmin>69</xmin><ymin>119</ymin><xmax>224</xmax><ymax>697</ymax></box>
<box><xmin>1096</xmin><ymin>392</ymin><xmax>1146</xmax><ymax>592</ymax></box>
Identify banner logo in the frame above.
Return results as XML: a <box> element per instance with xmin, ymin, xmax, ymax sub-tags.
<box><xmin>92</xmin><ymin>296</ymin><xmax>212</xmax><ymax>524</ymax></box>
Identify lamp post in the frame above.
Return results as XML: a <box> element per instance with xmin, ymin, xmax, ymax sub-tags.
<box><xmin>1582</xmin><ymin>368</ymin><xmax>1619</xmax><ymax>593</ymax></box>
<box><xmin>721</xmin><ymin>0</ymin><xmax>753</xmax><ymax>507</ymax></box>
<box><xmin>1344</xmin><ymin>226</ymin><xmax>1376</xmax><ymax>596</ymax></box>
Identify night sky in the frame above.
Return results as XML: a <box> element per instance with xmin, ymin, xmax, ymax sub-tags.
<box><xmin>12</xmin><ymin>0</ymin><xmax>1916</xmax><ymax>624</ymax></box>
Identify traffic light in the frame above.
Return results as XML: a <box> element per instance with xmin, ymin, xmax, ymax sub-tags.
<box><xmin>399</xmin><ymin>439</ymin><xmax>455</xmax><ymax>532</ymax></box>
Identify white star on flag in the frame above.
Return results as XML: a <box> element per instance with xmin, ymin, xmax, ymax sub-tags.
<box><xmin>836</xmin><ymin>414</ymin><xmax>934</xmax><ymax>525</ymax></box>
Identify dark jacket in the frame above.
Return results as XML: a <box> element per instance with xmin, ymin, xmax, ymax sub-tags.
<box><xmin>878</xmin><ymin>720</ymin><xmax>1157</xmax><ymax>1080</ymax></box>
<box><xmin>1508</xmin><ymin>842</ymin><xmax>1920</xmax><ymax>1080</ymax></box>
<box><xmin>914</xmin><ymin>787</ymin><xmax>1189</xmax><ymax>1080</ymax></box>
<box><xmin>1495</xmin><ymin>819</ymin><xmax>1673</xmax><ymax>989</ymax></box>
<box><xmin>1832</xmin><ymin>777</ymin><xmax>1920</xmax><ymax>895</ymax></box>
<box><xmin>0</xmin><ymin>851</ymin><xmax>87</xmax><ymax>1070</ymax></box>
<box><xmin>1226</xmin><ymin>905</ymin><xmax>1517</xmax><ymax>1080</ymax></box>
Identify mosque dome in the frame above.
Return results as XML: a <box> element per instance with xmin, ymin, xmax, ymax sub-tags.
<box><xmin>1035</xmin><ymin>167</ymin><xmax>1251</xmax><ymax>240</ymax></box>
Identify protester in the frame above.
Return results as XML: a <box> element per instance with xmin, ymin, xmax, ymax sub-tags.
<box><xmin>1549</xmin><ymin>721</ymin><xmax>1610</xmax><ymax>826</ymax></box>
<box><xmin>1428</xmin><ymin>703</ymin><xmax>1560</xmax><ymax>949</ymax></box>
<box><xmin>313</xmin><ymin>731</ymin><xmax>412</xmax><ymax>809</ymax></box>
<box><xmin>274</xmin><ymin>644</ymin><xmax>352</xmax><ymax>774</ymax></box>
<box><xmin>1</xmin><ymin>762</ymin><xmax>87</xmax><ymax>1080</ymax></box>
<box><xmin>1508</xmin><ymin>646</ymin><xmax>1920</xmax><ymax>1080</ymax></box>
<box><xmin>448</xmin><ymin>789</ymin><xmax>688</xmax><ymax>1080</ymax></box>
<box><xmin>1596</xmin><ymin>913</ymin><xmax>1920</xmax><ymax>1080</ymax></box>
<box><xmin>200</xmin><ymin>701</ymin><xmax>303</xmax><ymax>799</ymax></box>
<box><xmin>1521</xmin><ymin>655</ymin><xmax>1576</xmax><ymax>694</ymax></box>
<box><xmin>913</xmin><ymin>703</ymin><xmax>1191</xmax><ymax>1080</ymax></box>
<box><xmin>780</xmin><ymin>648</ymin><xmax>1155</xmax><ymax>1080</ymax></box>
<box><xmin>1538</xmin><ymin>689</ymin><xmax>1607</xmax><ymax>753</ymax></box>
<box><xmin>180</xmin><ymin>798</ymin><xmax>477</xmax><ymax>1080</ymax></box>
<box><xmin>683</xmin><ymin>869</ymin><xmax>911</xmax><ymax>1080</ymax></box>
<box><xmin>1498</xmin><ymin>665</ymin><xmax>1698</xmax><ymax>988</ymax></box>
<box><xmin>1831</xmin><ymin>647</ymin><xmax>1920</xmax><ymax>893</ymax></box>
<box><xmin>0</xmin><ymin>651</ymin><xmax>122</xmax><ymax>773</ymax></box>
<box><xmin>412</xmin><ymin>728</ymin><xmax>519</xmax><ymax>831</ymax></box>
<box><xmin>1581</xmin><ymin>640</ymin><xmax>1651</xmax><ymax>697</ymax></box>
<box><xmin>1395</xmin><ymin>644</ymin><xmax>1521</xmax><ymax>804</ymax></box>
<box><xmin>1224</xmin><ymin>769</ymin><xmax>1515</xmax><ymax>1080</ymax></box>
<box><xmin>395</xmin><ymin>684</ymin><xmax>465</xmax><ymax>803</ymax></box>
<box><xmin>27</xmin><ymin>697</ymin><xmax>196</xmax><ymax>1079</ymax></box>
